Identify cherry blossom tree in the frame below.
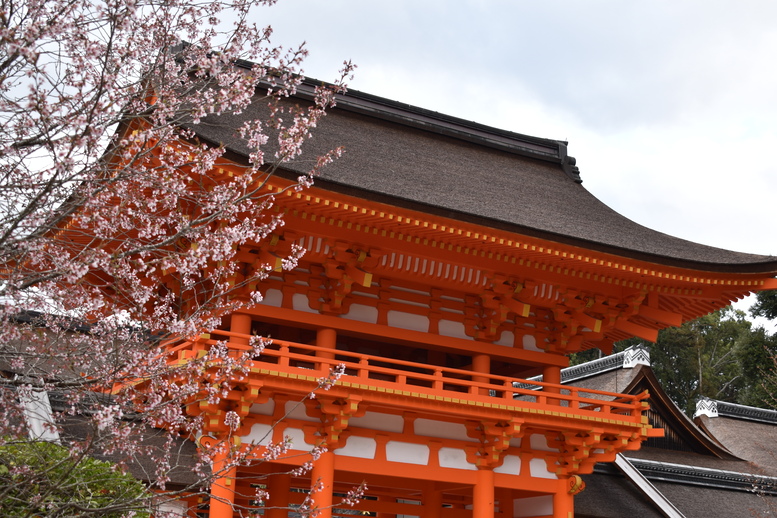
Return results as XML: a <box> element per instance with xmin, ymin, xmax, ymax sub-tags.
<box><xmin>0</xmin><ymin>0</ymin><xmax>354</xmax><ymax>514</ymax></box>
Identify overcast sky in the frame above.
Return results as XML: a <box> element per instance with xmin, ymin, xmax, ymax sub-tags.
<box><xmin>254</xmin><ymin>1</ymin><xmax>777</xmax><ymax>323</ymax></box>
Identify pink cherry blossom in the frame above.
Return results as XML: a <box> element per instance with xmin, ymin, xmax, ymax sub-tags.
<box><xmin>0</xmin><ymin>0</ymin><xmax>356</xmax><ymax>515</ymax></box>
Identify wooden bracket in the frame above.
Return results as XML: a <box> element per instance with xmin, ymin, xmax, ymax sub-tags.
<box><xmin>466</xmin><ymin>418</ymin><xmax>523</xmax><ymax>468</ymax></box>
<box><xmin>315</xmin><ymin>395</ymin><xmax>363</xmax><ymax>449</ymax></box>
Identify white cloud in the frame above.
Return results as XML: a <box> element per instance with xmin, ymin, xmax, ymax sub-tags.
<box><xmin>255</xmin><ymin>0</ymin><xmax>777</xmax><ymax>298</ymax></box>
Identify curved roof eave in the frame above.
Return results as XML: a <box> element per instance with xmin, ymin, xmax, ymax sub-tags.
<box><xmin>193</xmin><ymin>81</ymin><xmax>777</xmax><ymax>277</ymax></box>
<box><xmin>304</xmin><ymin>173</ymin><xmax>777</xmax><ymax>275</ymax></box>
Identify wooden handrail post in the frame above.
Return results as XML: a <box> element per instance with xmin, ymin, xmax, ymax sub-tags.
<box><xmin>503</xmin><ymin>379</ymin><xmax>513</xmax><ymax>400</ymax></box>
<box><xmin>569</xmin><ymin>388</ymin><xmax>579</xmax><ymax>409</ymax></box>
<box><xmin>433</xmin><ymin>369</ymin><xmax>443</xmax><ymax>390</ymax></box>
<box><xmin>358</xmin><ymin>357</ymin><xmax>369</xmax><ymax>378</ymax></box>
<box><xmin>279</xmin><ymin>344</ymin><xmax>290</xmax><ymax>367</ymax></box>
<box><xmin>316</xmin><ymin>328</ymin><xmax>336</xmax><ymax>371</ymax></box>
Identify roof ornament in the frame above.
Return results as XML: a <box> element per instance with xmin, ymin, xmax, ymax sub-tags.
<box><xmin>562</xmin><ymin>155</ymin><xmax>583</xmax><ymax>183</ymax></box>
<box><xmin>623</xmin><ymin>344</ymin><xmax>651</xmax><ymax>369</ymax></box>
<box><xmin>694</xmin><ymin>397</ymin><xmax>719</xmax><ymax>419</ymax></box>
<box><xmin>557</xmin><ymin>142</ymin><xmax>582</xmax><ymax>183</ymax></box>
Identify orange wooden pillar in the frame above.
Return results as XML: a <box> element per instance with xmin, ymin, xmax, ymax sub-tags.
<box><xmin>310</xmin><ymin>449</ymin><xmax>335</xmax><ymax>518</ymax></box>
<box><xmin>311</xmin><ymin>328</ymin><xmax>337</xmax><ymax>517</ymax></box>
<box><xmin>266</xmin><ymin>472</ymin><xmax>291</xmax><ymax>518</ymax></box>
<box><xmin>317</xmin><ymin>328</ymin><xmax>337</xmax><ymax>361</ymax></box>
<box><xmin>377</xmin><ymin>494</ymin><xmax>395</xmax><ymax>518</ymax></box>
<box><xmin>231</xmin><ymin>313</ymin><xmax>252</xmax><ymax>345</ymax></box>
<box><xmin>473</xmin><ymin>468</ymin><xmax>495</xmax><ymax>518</ymax></box>
<box><xmin>553</xmin><ymin>480</ymin><xmax>574</xmax><ymax>518</ymax></box>
<box><xmin>204</xmin><ymin>312</ymin><xmax>251</xmax><ymax>518</ymax></box>
<box><xmin>543</xmin><ymin>365</ymin><xmax>561</xmax><ymax>405</ymax></box>
<box><xmin>209</xmin><ymin>446</ymin><xmax>237</xmax><ymax>518</ymax></box>
<box><xmin>472</xmin><ymin>353</ymin><xmax>491</xmax><ymax>395</ymax></box>
<box><xmin>424</xmin><ymin>483</ymin><xmax>443</xmax><ymax>518</ymax></box>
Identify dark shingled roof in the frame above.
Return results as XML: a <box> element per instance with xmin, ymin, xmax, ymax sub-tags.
<box><xmin>696</xmin><ymin>410</ymin><xmax>777</xmax><ymax>475</ymax></box>
<box><xmin>193</xmin><ymin>79</ymin><xmax>777</xmax><ymax>274</ymax></box>
<box><xmin>580</xmin><ymin>465</ymin><xmax>777</xmax><ymax>518</ymax></box>
<box><xmin>565</xmin><ymin>351</ymin><xmax>777</xmax><ymax>517</ymax></box>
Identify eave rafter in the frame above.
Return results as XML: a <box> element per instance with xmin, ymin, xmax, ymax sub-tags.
<box><xmin>253</xmin><ymin>174</ymin><xmax>771</xmax><ymax>288</ymax></box>
<box><xmin>207</xmin><ymin>165</ymin><xmax>775</xmax><ymax>351</ymax></box>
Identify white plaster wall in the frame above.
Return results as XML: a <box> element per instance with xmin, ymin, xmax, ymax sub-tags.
<box><xmin>341</xmin><ymin>303</ymin><xmax>379</xmax><ymax>323</ymax></box>
<box><xmin>284</xmin><ymin>401</ymin><xmax>318</xmax><ymax>422</ymax></box>
<box><xmin>494</xmin><ymin>454</ymin><xmax>521</xmax><ymax>475</ymax></box>
<box><xmin>335</xmin><ymin>436</ymin><xmax>377</xmax><ymax>459</ymax></box>
<box><xmin>529</xmin><ymin>458</ymin><xmax>557</xmax><ymax>479</ymax></box>
<box><xmin>437</xmin><ymin>447</ymin><xmax>476</xmax><ymax>470</ymax></box>
<box><xmin>414</xmin><ymin>419</ymin><xmax>475</xmax><ymax>442</ymax></box>
<box><xmin>348</xmin><ymin>411</ymin><xmax>404</xmax><ymax>433</ymax></box>
<box><xmin>293</xmin><ymin>293</ymin><xmax>317</xmax><ymax>313</ymax></box>
<box><xmin>438</xmin><ymin>319</ymin><xmax>468</xmax><ymax>340</ymax></box>
<box><xmin>260</xmin><ymin>288</ymin><xmax>283</xmax><ymax>307</ymax></box>
<box><xmin>284</xmin><ymin>427</ymin><xmax>310</xmax><ymax>448</ymax></box>
<box><xmin>387</xmin><ymin>310</ymin><xmax>429</xmax><ymax>332</ymax></box>
<box><xmin>522</xmin><ymin>334</ymin><xmax>542</xmax><ymax>352</ymax></box>
<box><xmin>250</xmin><ymin>400</ymin><xmax>275</xmax><ymax>416</ymax></box>
<box><xmin>245</xmin><ymin>422</ymin><xmax>274</xmax><ymax>446</ymax></box>
<box><xmin>495</xmin><ymin>330</ymin><xmax>515</xmax><ymax>347</ymax></box>
<box><xmin>385</xmin><ymin>441</ymin><xmax>429</xmax><ymax>465</ymax></box>
<box><xmin>529</xmin><ymin>434</ymin><xmax>554</xmax><ymax>452</ymax></box>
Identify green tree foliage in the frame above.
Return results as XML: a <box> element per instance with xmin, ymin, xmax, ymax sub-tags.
<box><xmin>649</xmin><ymin>309</ymin><xmax>739</xmax><ymax>415</ymax></box>
<box><xmin>648</xmin><ymin>308</ymin><xmax>777</xmax><ymax>415</ymax></box>
<box><xmin>0</xmin><ymin>440</ymin><xmax>151</xmax><ymax>517</ymax></box>
<box><xmin>751</xmin><ymin>290</ymin><xmax>777</xmax><ymax>320</ymax></box>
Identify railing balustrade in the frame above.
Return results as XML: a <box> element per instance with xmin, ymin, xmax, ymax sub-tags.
<box><xmin>164</xmin><ymin>330</ymin><xmax>648</xmax><ymax>423</ymax></box>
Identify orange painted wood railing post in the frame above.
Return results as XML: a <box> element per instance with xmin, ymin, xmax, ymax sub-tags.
<box><xmin>310</xmin><ymin>449</ymin><xmax>335</xmax><ymax>518</ymax></box>
<box><xmin>278</xmin><ymin>343</ymin><xmax>290</xmax><ymax>367</ymax></box>
<box><xmin>433</xmin><ymin>368</ymin><xmax>444</xmax><ymax>391</ymax></box>
<box><xmin>473</xmin><ymin>468</ymin><xmax>495</xmax><ymax>518</ymax></box>
<box><xmin>358</xmin><ymin>357</ymin><xmax>369</xmax><ymax>378</ymax></box>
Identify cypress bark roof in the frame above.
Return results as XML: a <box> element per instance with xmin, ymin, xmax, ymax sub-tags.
<box><xmin>563</xmin><ymin>349</ymin><xmax>777</xmax><ymax>517</ymax></box>
<box><xmin>194</xmin><ymin>79</ymin><xmax>777</xmax><ymax>274</ymax></box>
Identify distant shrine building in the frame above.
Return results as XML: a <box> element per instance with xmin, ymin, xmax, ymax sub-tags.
<box><xmin>161</xmin><ymin>81</ymin><xmax>777</xmax><ymax>518</ymax></box>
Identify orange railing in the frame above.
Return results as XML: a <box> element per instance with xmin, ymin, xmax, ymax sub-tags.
<box><xmin>165</xmin><ymin>330</ymin><xmax>648</xmax><ymax>423</ymax></box>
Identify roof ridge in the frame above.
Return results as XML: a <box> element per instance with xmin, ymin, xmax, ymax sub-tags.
<box><xmin>522</xmin><ymin>345</ymin><xmax>649</xmax><ymax>385</ymax></box>
<box><xmin>611</xmin><ymin>457</ymin><xmax>777</xmax><ymax>494</ymax></box>
<box><xmin>288</xmin><ymin>79</ymin><xmax>583</xmax><ymax>183</ymax></box>
<box><xmin>696</xmin><ymin>397</ymin><xmax>777</xmax><ymax>424</ymax></box>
